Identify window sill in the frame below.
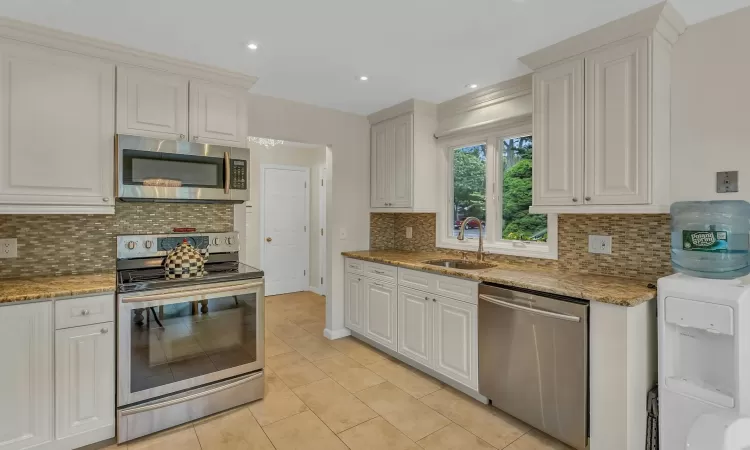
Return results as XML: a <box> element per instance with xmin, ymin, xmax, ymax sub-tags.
<box><xmin>437</xmin><ymin>239</ymin><xmax>558</xmax><ymax>260</ymax></box>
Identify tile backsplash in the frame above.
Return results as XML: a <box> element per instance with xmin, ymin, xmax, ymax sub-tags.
<box><xmin>371</xmin><ymin>213</ymin><xmax>672</xmax><ymax>280</ymax></box>
<box><xmin>0</xmin><ymin>203</ymin><xmax>233</xmax><ymax>279</ymax></box>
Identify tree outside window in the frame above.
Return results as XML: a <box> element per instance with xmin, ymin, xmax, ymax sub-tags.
<box><xmin>452</xmin><ymin>144</ymin><xmax>486</xmax><ymax>238</ymax></box>
<box><xmin>501</xmin><ymin>136</ymin><xmax>547</xmax><ymax>242</ymax></box>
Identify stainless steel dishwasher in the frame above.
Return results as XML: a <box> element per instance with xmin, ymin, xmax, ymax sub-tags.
<box><xmin>478</xmin><ymin>283</ymin><xmax>589</xmax><ymax>450</ymax></box>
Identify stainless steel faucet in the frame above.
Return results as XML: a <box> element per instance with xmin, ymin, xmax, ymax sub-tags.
<box><xmin>457</xmin><ymin>217</ymin><xmax>484</xmax><ymax>261</ymax></box>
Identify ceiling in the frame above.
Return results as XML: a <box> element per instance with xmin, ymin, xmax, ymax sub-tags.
<box><xmin>0</xmin><ymin>0</ymin><xmax>747</xmax><ymax>115</ymax></box>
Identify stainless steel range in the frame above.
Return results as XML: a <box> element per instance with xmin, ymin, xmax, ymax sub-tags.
<box><xmin>115</xmin><ymin>232</ymin><xmax>264</xmax><ymax>443</ymax></box>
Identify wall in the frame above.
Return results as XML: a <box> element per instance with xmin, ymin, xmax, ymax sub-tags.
<box><xmin>671</xmin><ymin>6</ymin><xmax>750</xmax><ymax>201</ymax></box>
<box><xmin>0</xmin><ymin>203</ymin><xmax>233</xmax><ymax>279</ymax></box>
<box><xmin>243</xmin><ymin>141</ymin><xmax>326</xmax><ymax>292</ymax></box>
<box><xmin>371</xmin><ymin>213</ymin><xmax>672</xmax><ymax>281</ymax></box>
<box><xmin>244</xmin><ymin>94</ymin><xmax>371</xmax><ymax>338</ymax></box>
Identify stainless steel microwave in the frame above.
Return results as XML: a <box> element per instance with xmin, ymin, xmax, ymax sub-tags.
<box><xmin>116</xmin><ymin>134</ymin><xmax>250</xmax><ymax>204</ymax></box>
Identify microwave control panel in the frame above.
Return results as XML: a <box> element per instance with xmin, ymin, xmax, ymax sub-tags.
<box><xmin>230</xmin><ymin>160</ymin><xmax>247</xmax><ymax>190</ymax></box>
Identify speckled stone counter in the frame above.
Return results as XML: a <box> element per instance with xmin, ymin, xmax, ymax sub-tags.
<box><xmin>0</xmin><ymin>272</ymin><xmax>116</xmax><ymax>304</ymax></box>
<box><xmin>342</xmin><ymin>250</ymin><xmax>656</xmax><ymax>307</ymax></box>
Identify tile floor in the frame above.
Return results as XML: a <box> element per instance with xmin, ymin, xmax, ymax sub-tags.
<box><xmin>110</xmin><ymin>291</ymin><xmax>572</xmax><ymax>450</ymax></box>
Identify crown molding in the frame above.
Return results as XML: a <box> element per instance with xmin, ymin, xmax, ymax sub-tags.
<box><xmin>367</xmin><ymin>99</ymin><xmax>436</xmax><ymax>125</ymax></box>
<box><xmin>437</xmin><ymin>74</ymin><xmax>531</xmax><ymax>121</ymax></box>
<box><xmin>0</xmin><ymin>17</ymin><xmax>257</xmax><ymax>89</ymax></box>
<box><xmin>519</xmin><ymin>1</ymin><xmax>686</xmax><ymax>70</ymax></box>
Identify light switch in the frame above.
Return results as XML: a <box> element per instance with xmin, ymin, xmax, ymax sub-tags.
<box><xmin>588</xmin><ymin>235</ymin><xmax>612</xmax><ymax>255</ymax></box>
<box><xmin>406</xmin><ymin>227</ymin><xmax>413</xmax><ymax>239</ymax></box>
<box><xmin>0</xmin><ymin>238</ymin><xmax>17</xmax><ymax>258</ymax></box>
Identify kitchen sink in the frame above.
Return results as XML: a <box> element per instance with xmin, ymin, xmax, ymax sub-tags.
<box><xmin>422</xmin><ymin>259</ymin><xmax>495</xmax><ymax>270</ymax></box>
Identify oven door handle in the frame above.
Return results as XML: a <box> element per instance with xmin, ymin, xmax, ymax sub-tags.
<box><xmin>224</xmin><ymin>152</ymin><xmax>230</xmax><ymax>194</ymax></box>
<box><xmin>121</xmin><ymin>281</ymin><xmax>263</xmax><ymax>303</ymax></box>
<box><xmin>120</xmin><ymin>372</ymin><xmax>263</xmax><ymax>416</ymax></box>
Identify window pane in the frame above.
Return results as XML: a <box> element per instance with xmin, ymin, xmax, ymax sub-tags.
<box><xmin>501</xmin><ymin>136</ymin><xmax>547</xmax><ymax>242</ymax></box>
<box><xmin>452</xmin><ymin>144</ymin><xmax>486</xmax><ymax>238</ymax></box>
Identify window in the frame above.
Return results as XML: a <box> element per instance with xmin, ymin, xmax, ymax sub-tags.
<box><xmin>438</xmin><ymin>126</ymin><xmax>557</xmax><ymax>259</ymax></box>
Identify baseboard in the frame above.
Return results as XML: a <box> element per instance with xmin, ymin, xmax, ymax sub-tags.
<box><xmin>324</xmin><ymin>327</ymin><xmax>351</xmax><ymax>340</ymax></box>
<box><xmin>308</xmin><ymin>285</ymin><xmax>324</xmax><ymax>296</ymax></box>
<box><xmin>34</xmin><ymin>424</ymin><xmax>115</xmax><ymax>450</ymax></box>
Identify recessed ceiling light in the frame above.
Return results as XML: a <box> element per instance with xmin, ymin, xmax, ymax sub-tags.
<box><xmin>359</xmin><ymin>76</ymin><xmax>369</xmax><ymax>81</ymax></box>
<box><xmin>466</xmin><ymin>83</ymin><xmax>478</xmax><ymax>89</ymax></box>
<box><xmin>247</xmin><ymin>43</ymin><xmax>258</xmax><ymax>50</ymax></box>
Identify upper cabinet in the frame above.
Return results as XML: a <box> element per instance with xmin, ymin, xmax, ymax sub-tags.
<box><xmin>116</xmin><ymin>66</ymin><xmax>189</xmax><ymax>140</ymax></box>
<box><xmin>189</xmin><ymin>80</ymin><xmax>248</xmax><ymax>147</ymax></box>
<box><xmin>523</xmin><ymin>2</ymin><xmax>685</xmax><ymax>214</ymax></box>
<box><xmin>0</xmin><ymin>39</ymin><xmax>115</xmax><ymax>214</ymax></box>
<box><xmin>369</xmin><ymin>100</ymin><xmax>437</xmax><ymax>211</ymax></box>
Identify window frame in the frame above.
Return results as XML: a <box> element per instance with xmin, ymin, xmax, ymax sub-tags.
<box><xmin>436</xmin><ymin>123</ymin><xmax>558</xmax><ymax>260</ymax></box>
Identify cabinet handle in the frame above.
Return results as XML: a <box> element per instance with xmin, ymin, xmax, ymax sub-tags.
<box><xmin>585</xmin><ymin>196</ymin><xmax>591</xmax><ymax>201</ymax></box>
<box><xmin>100</xmin><ymin>328</ymin><xmax>109</xmax><ymax>334</ymax></box>
<box><xmin>572</xmin><ymin>198</ymin><xmax>578</xmax><ymax>203</ymax></box>
<box><xmin>373</xmin><ymin>270</ymin><xmax>385</xmax><ymax>274</ymax></box>
<box><xmin>432</xmin><ymin>298</ymin><xmax>436</xmax><ymax>302</ymax></box>
<box><xmin>424</xmin><ymin>296</ymin><xmax>429</xmax><ymax>301</ymax></box>
<box><xmin>358</xmin><ymin>278</ymin><xmax>362</xmax><ymax>281</ymax></box>
<box><xmin>102</xmin><ymin>197</ymin><xmax>109</xmax><ymax>202</ymax></box>
<box><xmin>373</xmin><ymin>282</ymin><xmax>384</xmax><ymax>288</ymax></box>
<box><xmin>193</xmin><ymin>135</ymin><xmax>199</xmax><ymax>142</ymax></box>
<box><xmin>80</xmin><ymin>309</ymin><xmax>90</xmax><ymax>316</ymax></box>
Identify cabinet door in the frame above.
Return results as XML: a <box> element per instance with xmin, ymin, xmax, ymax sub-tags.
<box><xmin>116</xmin><ymin>65</ymin><xmax>189</xmax><ymax>140</ymax></box>
<box><xmin>0</xmin><ymin>40</ymin><xmax>115</xmax><ymax>207</ymax></box>
<box><xmin>433</xmin><ymin>295</ymin><xmax>477</xmax><ymax>389</ymax></box>
<box><xmin>585</xmin><ymin>38</ymin><xmax>649</xmax><ymax>205</ymax></box>
<box><xmin>363</xmin><ymin>279</ymin><xmax>398</xmax><ymax>351</ymax></box>
<box><xmin>55</xmin><ymin>322</ymin><xmax>115</xmax><ymax>439</ymax></box>
<box><xmin>389</xmin><ymin>114</ymin><xmax>413</xmax><ymax>208</ymax></box>
<box><xmin>398</xmin><ymin>287</ymin><xmax>432</xmax><ymax>367</ymax></box>
<box><xmin>0</xmin><ymin>302</ymin><xmax>53</xmax><ymax>450</ymax></box>
<box><xmin>532</xmin><ymin>59</ymin><xmax>584</xmax><ymax>206</ymax></box>
<box><xmin>189</xmin><ymin>80</ymin><xmax>248</xmax><ymax>147</ymax></box>
<box><xmin>344</xmin><ymin>272</ymin><xmax>364</xmax><ymax>333</ymax></box>
<box><xmin>370</xmin><ymin>120</ymin><xmax>389</xmax><ymax>207</ymax></box>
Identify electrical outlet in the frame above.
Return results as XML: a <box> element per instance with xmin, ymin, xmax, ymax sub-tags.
<box><xmin>406</xmin><ymin>227</ymin><xmax>413</xmax><ymax>239</ymax></box>
<box><xmin>339</xmin><ymin>228</ymin><xmax>347</xmax><ymax>240</ymax></box>
<box><xmin>0</xmin><ymin>238</ymin><xmax>17</xmax><ymax>258</ymax></box>
<box><xmin>588</xmin><ymin>235</ymin><xmax>612</xmax><ymax>255</ymax></box>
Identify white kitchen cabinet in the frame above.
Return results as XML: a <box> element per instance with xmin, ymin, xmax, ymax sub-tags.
<box><xmin>398</xmin><ymin>287</ymin><xmax>432</xmax><ymax>367</ymax></box>
<box><xmin>370</xmin><ymin>114</ymin><xmax>413</xmax><ymax>208</ymax></box>
<box><xmin>344</xmin><ymin>272</ymin><xmax>365</xmax><ymax>333</ymax></box>
<box><xmin>55</xmin><ymin>322</ymin><xmax>115</xmax><ymax>440</ymax></box>
<box><xmin>0</xmin><ymin>39</ymin><xmax>115</xmax><ymax>213</ymax></box>
<box><xmin>363</xmin><ymin>278</ymin><xmax>398</xmax><ymax>351</ymax></box>
<box><xmin>0</xmin><ymin>302</ymin><xmax>53</xmax><ymax>450</ymax></box>
<box><xmin>585</xmin><ymin>38</ymin><xmax>649</xmax><ymax>205</ymax></box>
<box><xmin>368</xmin><ymin>100</ymin><xmax>437</xmax><ymax>211</ymax></box>
<box><xmin>116</xmin><ymin>65</ymin><xmax>189</xmax><ymax>140</ymax></box>
<box><xmin>189</xmin><ymin>80</ymin><xmax>248</xmax><ymax>147</ymax></box>
<box><xmin>433</xmin><ymin>294</ymin><xmax>478</xmax><ymax>389</ymax></box>
<box><xmin>532</xmin><ymin>59</ymin><xmax>584</xmax><ymax>207</ymax></box>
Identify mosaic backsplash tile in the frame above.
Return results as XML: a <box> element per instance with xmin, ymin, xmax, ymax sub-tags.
<box><xmin>0</xmin><ymin>203</ymin><xmax>233</xmax><ymax>279</ymax></box>
<box><xmin>370</xmin><ymin>212</ymin><xmax>672</xmax><ymax>281</ymax></box>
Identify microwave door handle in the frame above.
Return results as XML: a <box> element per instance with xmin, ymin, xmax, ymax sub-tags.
<box><xmin>224</xmin><ymin>152</ymin><xmax>230</xmax><ymax>194</ymax></box>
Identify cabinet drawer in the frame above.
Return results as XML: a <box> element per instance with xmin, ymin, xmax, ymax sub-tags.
<box><xmin>345</xmin><ymin>258</ymin><xmax>364</xmax><ymax>274</ymax></box>
<box><xmin>398</xmin><ymin>268</ymin><xmax>478</xmax><ymax>305</ymax></box>
<box><xmin>55</xmin><ymin>294</ymin><xmax>115</xmax><ymax>329</ymax></box>
<box><xmin>364</xmin><ymin>262</ymin><xmax>397</xmax><ymax>283</ymax></box>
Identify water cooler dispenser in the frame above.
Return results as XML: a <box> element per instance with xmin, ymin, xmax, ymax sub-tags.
<box><xmin>658</xmin><ymin>274</ymin><xmax>750</xmax><ymax>450</ymax></box>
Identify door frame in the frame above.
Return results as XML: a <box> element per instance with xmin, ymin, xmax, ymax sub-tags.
<box><xmin>317</xmin><ymin>165</ymin><xmax>327</xmax><ymax>296</ymax></box>
<box><xmin>259</xmin><ymin>164</ymin><xmax>311</xmax><ymax>293</ymax></box>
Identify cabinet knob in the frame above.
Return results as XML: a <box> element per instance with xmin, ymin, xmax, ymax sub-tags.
<box><xmin>585</xmin><ymin>197</ymin><xmax>591</xmax><ymax>201</ymax></box>
<box><xmin>81</xmin><ymin>309</ymin><xmax>90</xmax><ymax>316</ymax></box>
<box><xmin>179</xmin><ymin>134</ymin><xmax>185</xmax><ymax>140</ymax></box>
<box><xmin>266</xmin><ymin>237</ymin><xmax>272</xmax><ymax>242</ymax></box>
<box><xmin>432</xmin><ymin>298</ymin><xmax>436</xmax><ymax>302</ymax></box>
<box><xmin>100</xmin><ymin>328</ymin><xmax>108</xmax><ymax>334</ymax></box>
<box><xmin>425</xmin><ymin>296</ymin><xmax>429</xmax><ymax>301</ymax></box>
<box><xmin>102</xmin><ymin>197</ymin><xmax>109</xmax><ymax>202</ymax></box>
<box><xmin>572</xmin><ymin>198</ymin><xmax>578</xmax><ymax>203</ymax></box>
<box><xmin>193</xmin><ymin>135</ymin><xmax>199</xmax><ymax>142</ymax></box>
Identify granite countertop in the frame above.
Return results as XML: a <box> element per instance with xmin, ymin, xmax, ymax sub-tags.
<box><xmin>342</xmin><ymin>250</ymin><xmax>656</xmax><ymax>307</ymax></box>
<box><xmin>0</xmin><ymin>272</ymin><xmax>116</xmax><ymax>304</ymax></box>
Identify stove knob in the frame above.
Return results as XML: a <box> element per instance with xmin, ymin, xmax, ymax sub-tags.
<box><xmin>144</xmin><ymin>241</ymin><xmax>152</xmax><ymax>249</ymax></box>
<box><xmin>212</xmin><ymin>237</ymin><xmax>220</xmax><ymax>246</ymax></box>
<box><xmin>225</xmin><ymin>237</ymin><xmax>233</xmax><ymax>245</ymax></box>
<box><xmin>127</xmin><ymin>241</ymin><xmax>136</xmax><ymax>250</ymax></box>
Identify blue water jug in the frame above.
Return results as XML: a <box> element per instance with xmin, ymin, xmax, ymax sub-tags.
<box><xmin>671</xmin><ymin>200</ymin><xmax>750</xmax><ymax>279</ymax></box>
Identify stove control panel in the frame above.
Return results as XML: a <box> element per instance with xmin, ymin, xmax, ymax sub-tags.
<box><xmin>117</xmin><ymin>232</ymin><xmax>240</xmax><ymax>259</ymax></box>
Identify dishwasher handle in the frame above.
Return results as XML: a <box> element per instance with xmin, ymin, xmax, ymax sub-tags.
<box><xmin>479</xmin><ymin>293</ymin><xmax>581</xmax><ymax>323</ymax></box>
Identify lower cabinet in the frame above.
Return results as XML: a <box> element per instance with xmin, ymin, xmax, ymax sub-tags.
<box><xmin>344</xmin><ymin>272</ymin><xmax>364</xmax><ymax>333</ymax></box>
<box><xmin>55</xmin><ymin>322</ymin><xmax>115</xmax><ymax>439</ymax></box>
<box><xmin>363</xmin><ymin>278</ymin><xmax>398</xmax><ymax>351</ymax></box>
<box><xmin>0</xmin><ymin>302</ymin><xmax>53</xmax><ymax>450</ymax></box>
<box><xmin>397</xmin><ymin>287</ymin><xmax>432</xmax><ymax>367</ymax></box>
<box><xmin>432</xmin><ymin>295</ymin><xmax>477</xmax><ymax>389</ymax></box>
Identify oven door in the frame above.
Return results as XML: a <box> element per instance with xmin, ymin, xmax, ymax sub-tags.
<box><xmin>116</xmin><ymin>134</ymin><xmax>249</xmax><ymax>203</ymax></box>
<box><xmin>117</xmin><ymin>279</ymin><xmax>264</xmax><ymax>406</ymax></box>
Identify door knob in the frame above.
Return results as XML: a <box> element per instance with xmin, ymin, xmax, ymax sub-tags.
<box><xmin>266</xmin><ymin>237</ymin><xmax>272</xmax><ymax>242</ymax></box>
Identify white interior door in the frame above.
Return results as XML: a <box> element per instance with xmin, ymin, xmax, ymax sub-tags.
<box><xmin>261</xmin><ymin>165</ymin><xmax>310</xmax><ymax>296</ymax></box>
